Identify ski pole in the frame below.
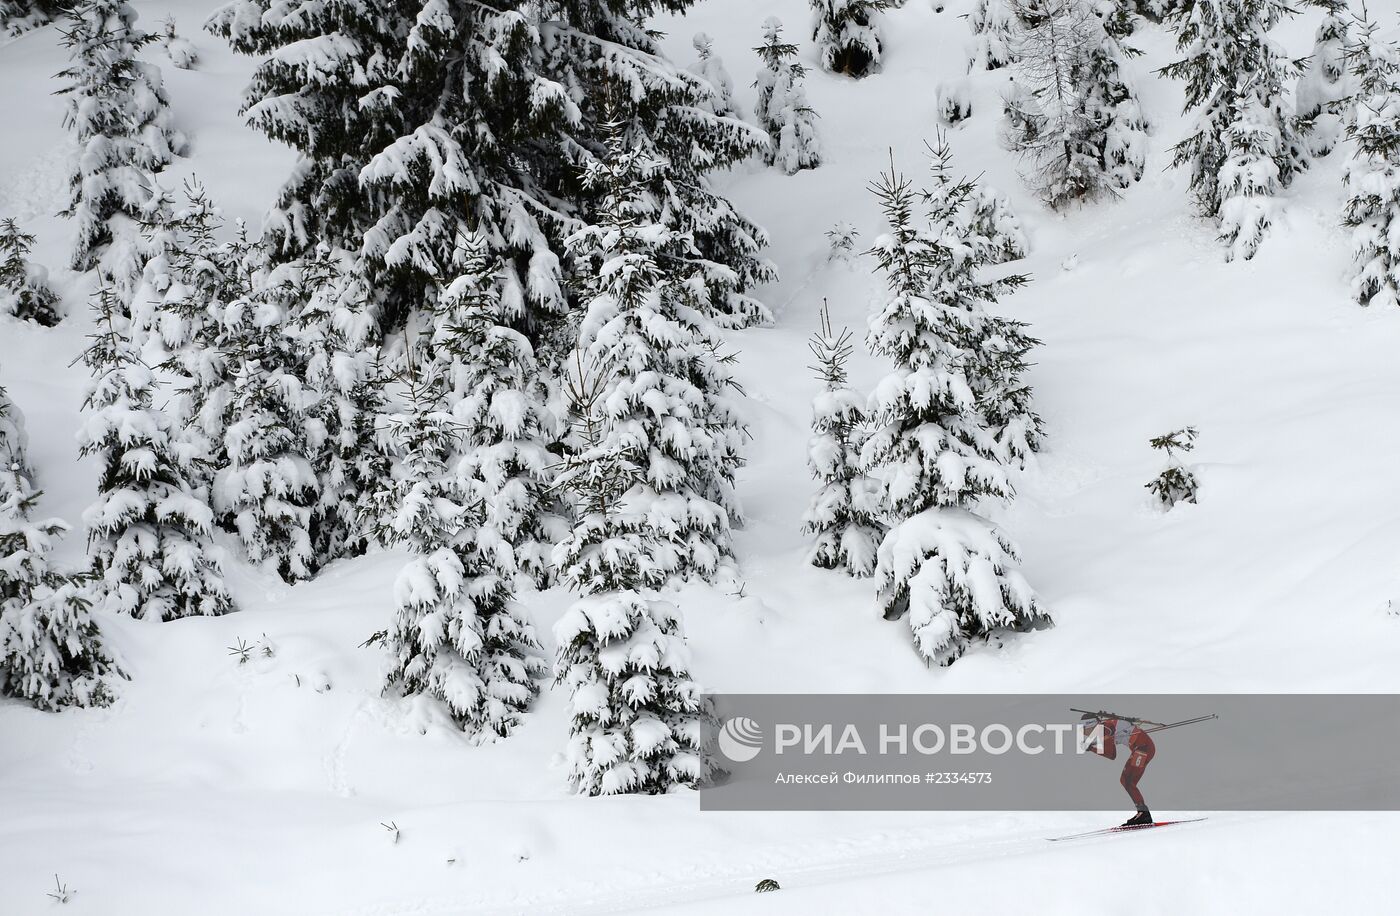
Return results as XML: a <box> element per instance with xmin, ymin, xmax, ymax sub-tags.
<box><xmin>1069</xmin><ymin>708</ymin><xmax>1167</xmax><ymax>728</ymax></box>
<box><xmin>1136</xmin><ymin>714</ymin><xmax>1217</xmax><ymax>735</ymax></box>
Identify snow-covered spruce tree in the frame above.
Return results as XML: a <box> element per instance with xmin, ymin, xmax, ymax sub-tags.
<box><xmin>432</xmin><ymin>235</ymin><xmax>559</xmax><ymax>590</ymax></box>
<box><xmin>286</xmin><ymin>249</ymin><xmax>386</xmax><ymax>565</ymax></box>
<box><xmin>1004</xmin><ymin>0</ymin><xmax>1148</xmax><ymax>208</ymax></box>
<box><xmin>969</xmin><ymin>0</ymin><xmax>1021</xmax><ymax>71</ymax></box>
<box><xmin>755</xmin><ymin>17</ymin><xmax>823</xmax><ymax>174</ymax></box>
<box><xmin>552</xmin><ymin>347</ymin><xmax>715</xmax><ymax>796</ymax></box>
<box><xmin>0</xmin><ymin>219</ymin><xmax>60</xmax><ymax>325</ymax></box>
<box><xmin>372</xmin><ymin>354</ymin><xmax>544</xmax><ymax>740</ymax></box>
<box><xmin>136</xmin><ymin>182</ymin><xmax>241</xmax><ymax>446</ymax></box>
<box><xmin>56</xmin><ymin>0</ymin><xmax>184</xmax><ymax>282</ymax></box>
<box><xmin>564</xmin><ymin>123</ymin><xmax>745</xmax><ymax>582</ymax></box>
<box><xmin>690</xmin><ymin>31</ymin><xmax>742</xmax><ymax>120</ymax></box>
<box><xmin>811</xmin><ymin>0</ymin><xmax>890</xmax><ymax>79</ymax></box>
<box><xmin>78</xmin><ymin>283</ymin><xmax>233</xmax><ymax>620</ymax></box>
<box><xmin>1343</xmin><ymin>13</ymin><xmax>1400</xmax><ymax>308</ymax></box>
<box><xmin>158</xmin><ymin>15</ymin><xmax>198</xmax><ymax>70</ymax></box>
<box><xmin>1145</xmin><ymin>426</ymin><xmax>1198</xmax><ymax>508</ymax></box>
<box><xmin>965</xmin><ymin>181</ymin><xmax>1030</xmax><ymax>264</ymax></box>
<box><xmin>0</xmin><ymin>383</ymin><xmax>117</xmax><ymax>709</ymax></box>
<box><xmin>863</xmin><ymin>153</ymin><xmax>1049</xmax><ymax>666</ymax></box>
<box><xmin>802</xmin><ymin>301</ymin><xmax>884</xmax><ymax>577</ymax></box>
<box><xmin>209</xmin><ymin>0</ymin><xmax>775</xmax><ymax>337</ymax></box>
<box><xmin>1160</xmin><ymin>0</ymin><xmax>1308</xmax><ymax>260</ymax></box>
<box><xmin>211</xmin><ymin>261</ymin><xmax>321</xmax><ymax>583</ymax></box>
<box><xmin>1</xmin><ymin>0</ymin><xmax>68</xmax><ymax>36</ymax></box>
<box><xmin>1297</xmin><ymin>4</ymin><xmax>1350</xmax><ymax>157</ymax></box>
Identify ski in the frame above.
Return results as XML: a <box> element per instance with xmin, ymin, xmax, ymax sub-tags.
<box><xmin>1048</xmin><ymin>817</ymin><xmax>1208</xmax><ymax>842</ymax></box>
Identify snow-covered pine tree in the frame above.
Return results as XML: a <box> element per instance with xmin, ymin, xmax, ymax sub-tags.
<box><xmin>863</xmin><ymin>152</ymin><xmax>1049</xmax><ymax>665</ymax></box>
<box><xmin>965</xmin><ymin>182</ymin><xmax>1030</xmax><ymax>264</ymax></box>
<box><xmin>754</xmin><ymin>17</ymin><xmax>823</xmax><ymax>174</ymax></box>
<box><xmin>552</xmin><ymin>343</ymin><xmax>715</xmax><ymax>796</ymax></box>
<box><xmin>564</xmin><ymin>121</ymin><xmax>744</xmax><ymax>583</ymax></box>
<box><xmin>158</xmin><ymin>15</ymin><xmax>198</xmax><ymax>69</ymax></box>
<box><xmin>372</xmin><ymin>353</ymin><xmax>543</xmax><ymax>740</ymax></box>
<box><xmin>1297</xmin><ymin>4</ymin><xmax>1351</xmax><ymax>157</ymax></box>
<box><xmin>1342</xmin><ymin>12</ymin><xmax>1400</xmax><ymax>308</ymax></box>
<box><xmin>811</xmin><ymin>0</ymin><xmax>890</xmax><ymax>79</ymax></box>
<box><xmin>210</xmin><ymin>0</ymin><xmax>776</xmax><ymax>341</ymax></box>
<box><xmin>1004</xmin><ymin>0</ymin><xmax>1149</xmax><ymax>208</ymax></box>
<box><xmin>57</xmin><ymin>0</ymin><xmax>185</xmax><ymax>282</ymax></box>
<box><xmin>433</xmin><ymin>235</ymin><xmax>559</xmax><ymax>590</ymax></box>
<box><xmin>1</xmin><ymin>0</ymin><xmax>68</xmax><ymax>36</ymax></box>
<box><xmin>802</xmin><ymin>301</ymin><xmax>884</xmax><ymax>577</ymax></box>
<box><xmin>1160</xmin><ymin>0</ymin><xmax>1308</xmax><ymax>260</ymax></box>
<box><xmin>211</xmin><ymin>260</ymin><xmax>321</xmax><ymax>583</ymax></box>
<box><xmin>690</xmin><ymin>31</ymin><xmax>742</xmax><ymax>120</ymax></box>
<box><xmin>0</xmin><ymin>382</ymin><xmax>117</xmax><ymax>710</ymax></box>
<box><xmin>0</xmin><ymin>219</ymin><xmax>60</xmax><ymax>326</ymax></box>
<box><xmin>78</xmin><ymin>283</ymin><xmax>233</xmax><ymax>620</ymax></box>
<box><xmin>969</xmin><ymin>0</ymin><xmax>1020</xmax><ymax>71</ymax></box>
<box><xmin>289</xmin><ymin>249</ymin><xmax>386</xmax><ymax>565</ymax></box>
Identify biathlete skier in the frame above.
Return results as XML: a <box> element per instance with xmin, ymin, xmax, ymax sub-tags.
<box><xmin>1080</xmin><ymin>713</ymin><xmax>1156</xmax><ymax>827</ymax></box>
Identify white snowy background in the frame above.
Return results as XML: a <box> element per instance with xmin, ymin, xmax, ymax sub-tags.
<box><xmin>3</xmin><ymin>0</ymin><xmax>1399</xmax><ymax>912</ymax></box>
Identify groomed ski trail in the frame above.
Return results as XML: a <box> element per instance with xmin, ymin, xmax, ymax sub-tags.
<box><xmin>341</xmin><ymin>813</ymin><xmax>1239</xmax><ymax>916</ymax></box>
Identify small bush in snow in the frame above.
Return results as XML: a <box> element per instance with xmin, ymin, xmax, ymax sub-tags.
<box><xmin>1145</xmin><ymin>427</ymin><xmax>1198</xmax><ymax>509</ymax></box>
<box><xmin>825</xmin><ymin>221</ymin><xmax>861</xmax><ymax>261</ymax></box>
<box><xmin>159</xmin><ymin>15</ymin><xmax>197</xmax><ymax>69</ymax></box>
<box><xmin>938</xmin><ymin>79</ymin><xmax>973</xmax><ymax>125</ymax></box>
<box><xmin>810</xmin><ymin>0</ymin><xmax>890</xmax><ymax>79</ymax></box>
<box><xmin>755</xmin><ymin>878</ymin><xmax>781</xmax><ymax>892</ymax></box>
<box><xmin>0</xmin><ymin>219</ymin><xmax>60</xmax><ymax>326</ymax></box>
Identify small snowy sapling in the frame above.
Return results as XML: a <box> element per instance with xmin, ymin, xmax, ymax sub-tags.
<box><xmin>1145</xmin><ymin>427</ymin><xmax>1199</xmax><ymax>509</ymax></box>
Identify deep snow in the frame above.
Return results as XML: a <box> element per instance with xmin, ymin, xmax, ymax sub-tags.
<box><xmin>3</xmin><ymin>0</ymin><xmax>1400</xmax><ymax>913</ymax></box>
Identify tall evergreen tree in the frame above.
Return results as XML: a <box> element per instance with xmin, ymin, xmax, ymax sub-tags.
<box><xmin>802</xmin><ymin>302</ymin><xmax>884</xmax><ymax>577</ymax></box>
<box><xmin>211</xmin><ymin>261</ymin><xmax>321</xmax><ymax>582</ymax></box>
<box><xmin>57</xmin><ymin>0</ymin><xmax>185</xmax><ymax>283</ymax></box>
<box><xmin>208</xmin><ymin>0</ymin><xmax>775</xmax><ymax>337</ymax></box>
<box><xmin>372</xmin><ymin>353</ymin><xmax>544</xmax><ymax>739</ymax></box>
<box><xmin>0</xmin><ymin>219</ymin><xmax>61</xmax><ymax>326</ymax></box>
<box><xmin>754</xmin><ymin>17</ymin><xmax>823</xmax><ymax>174</ymax></box>
<box><xmin>1297</xmin><ymin>4</ymin><xmax>1351</xmax><ymax>157</ymax></box>
<box><xmin>863</xmin><ymin>151</ymin><xmax>1049</xmax><ymax>665</ymax></box>
<box><xmin>433</xmin><ymin>236</ymin><xmax>560</xmax><ymax>590</ymax></box>
<box><xmin>1005</xmin><ymin>0</ymin><xmax>1149</xmax><ymax>208</ymax></box>
<box><xmin>564</xmin><ymin>123</ymin><xmax>744</xmax><ymax>583</ymax></box>
<box><xmin>1</xmin><ymin>385</ymin><xmax>116</xmax><ymax>710</ymax></box>
<box><xmin>1160</xmin><ymin>0</ymin><xmax>1308</xmax><ymax>260</ymax></box>
<box><xmin>78</xmin><ymin>284</ymin><xmax>233</xmax><ymax>620</ymax></box>
<box><xmin>810</xmin><ymin>0</ymin><xmax>890</xmax><ymax>79</ymax></box>
<box><xmin>552</xmin><ymin>343</ymin><xmax>715</xmax><ymax>796</ymax></box>
<box><xmin>1343</xmin><ymin>13</ymin><xmax>1400</xmax><ymax>307</ymax></box>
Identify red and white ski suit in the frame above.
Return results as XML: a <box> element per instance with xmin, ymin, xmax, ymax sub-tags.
<box><xmin>1090</xmin><ymin>718</ymin><xmax>1155</xmax><ymax>810</ymax></box>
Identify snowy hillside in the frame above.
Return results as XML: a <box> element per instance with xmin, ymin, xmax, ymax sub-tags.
<box><xmin>3</xmin><ymin>0</ymin><xmax>1400</xmax><ymax>912</ymax></box>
